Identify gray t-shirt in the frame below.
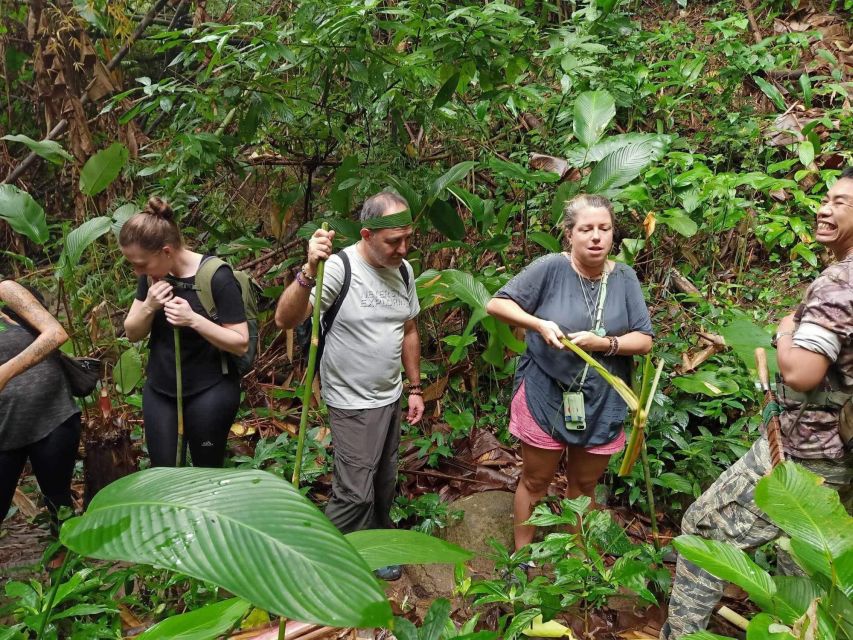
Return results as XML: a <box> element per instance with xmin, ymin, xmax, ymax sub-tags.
<box><xmin>495</xmin><ymin>253</ymin><xmax>653</xmax><ymax>447</ymax></box>
<box><xmin>0</xmin><ymin>323</ymin><xmax>80</xmax><ymax>451</ymax></box>
<box><xmin>309</xmin><ymin>244</ymin><xmax>420</xmax><ymax>409</ymax></box>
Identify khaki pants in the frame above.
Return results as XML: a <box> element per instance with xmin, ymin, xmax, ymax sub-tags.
<box><xmin>661</xmin><ymin>437</ymin><xmax>853</xmax><ymax>640</ymax></box>
<box><xmin>324</xmin><ymin>399</ymin><xmax>402</xmax><ymax>534</ymax></box>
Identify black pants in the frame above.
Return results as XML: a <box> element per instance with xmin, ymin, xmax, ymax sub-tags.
<box><xmin>143</xmin><ymin>376</ymin><xmax>240</xmax><ymax>467</ymax></box>
<box><xmin>324</xmin><ymin>400</ymin><xmax>401</xmax><ymax>534</ymax></box>
<box><xmin>0</xmin><ymin>413</ymin><xmax>81</xmax><ymax>526</ymax></box>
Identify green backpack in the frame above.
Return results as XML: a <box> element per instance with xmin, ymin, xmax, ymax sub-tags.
<box><xmin>195</xmin><ymin>256</ymin><xmax>260</xmax><ymax>377</ymax></box>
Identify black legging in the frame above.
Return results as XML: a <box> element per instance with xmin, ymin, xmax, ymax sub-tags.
<box><xmin>0</xmin><ymin>413</ymin><xmax>81</xmax><ymax>527</ymax></box>
<box><xmin>143</xmin><ymin>375</ymin><xmax>240</xmax><ymax>467</ymax></box>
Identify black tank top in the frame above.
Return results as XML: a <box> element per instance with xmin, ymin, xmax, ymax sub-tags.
<box><xmin>0</xmin><ymin>323</ymin><xmax>80</xmax><ymax>450</ymax></box>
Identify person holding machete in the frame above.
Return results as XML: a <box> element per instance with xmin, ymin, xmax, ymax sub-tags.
<box><xmin>662</xmin><ymin>167</ymin><xmax>853</xmax><ymax>639</ymax></box>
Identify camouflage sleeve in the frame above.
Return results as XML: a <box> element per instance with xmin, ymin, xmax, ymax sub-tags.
<box><xmin>797</xmin><ymin>267</ymin><xmax>853</xmax><ymax>344</ymax></box>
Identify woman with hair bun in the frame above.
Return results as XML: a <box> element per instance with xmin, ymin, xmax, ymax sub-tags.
<box><xmin>120</xmin><ymin>197</ymin><xmax>248</xmax><ymax>467</ymax></box>
<box><xmin>487</xmin><ymin>194</ymin><xmax>654</xmax><ymax>556</ymax></box>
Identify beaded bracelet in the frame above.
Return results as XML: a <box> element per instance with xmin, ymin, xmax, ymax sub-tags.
<box><xmin>605</xmin><ymin>335</ymin><xmax>620</xmax><ymax>356</ymax></box>
<box><xmin>294</xmin><ymin>268</ymin><xmax>313</xmax><ymax>288</ymax></box>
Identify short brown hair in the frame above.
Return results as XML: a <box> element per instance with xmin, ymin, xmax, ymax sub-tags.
<box><xmin>119</xmin><ymin>197</ymin><xmax>182</xmax><ymax>252</ymax></box>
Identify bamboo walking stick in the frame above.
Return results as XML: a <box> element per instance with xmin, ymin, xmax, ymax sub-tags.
<box><xmin>291</xmin><ymin>223</ymin><xmax>329</xmax><ymax>487</ymax></box>
<box><xmin>755</xmin><ymin>348</ymin><xmax>785</xmax><ymax>468</ymax></box>
<box><xmin>174</xmin><ymin>327</ymin><xmax>186</xmax><ymax>467</ymax></box>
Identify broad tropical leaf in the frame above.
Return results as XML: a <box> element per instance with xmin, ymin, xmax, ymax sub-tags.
<box><xmin>59</xmin><ymin>216</ymin><xmax>112</xmax><ymax>276</ymax></box>
<box><xmin>718</xmin><ymin>316</ymin><xmax>776</xmax><ymax>378</ymax></box>
<box><xmin>0</xmin><ymin>185</ymin><xmax>49</xmax><ymax>245</ymax></box>
<box><xmin>682</xmin><ymin>633</ymin><xmax>735</xmax><ymax>640</ymax></box>
<box><xmin>586</xmin><ymin>142</ymin><xmax>659</xmax><ymax>195</ymax></box>
<box><xmin>672</xmin><ymin>368</ymin><xmax>739</xmax><ymax>397</ymax></box>
<box><xmin>345</xmin><ymin>529</ymin><xmax>473</xmax><ymax>570</ymax></box>
<box><xmin>2</xmin><ymin>134</ymin><xmax>73</xmax><ymax>165</ymax></box>
<box><xmin>433</xmin><ymin>72</ymin><xmax>460</xmax><ymax>110</ymax></box>
<box><xmin>573</xmin><ymin>91</ymin><xmax>615</xmax><ymax>149</ymax></box>
<box><xmin>673</xmin><ymin>535</ymin><xmax>797</xmax><ymax>620</ymax></box>
<box><xmin>111</xmin><ymin>203</ymin><xmax>141</xmax><ymax>239</ymax></box>
<box><xmin>60</xmin><ymin>468</ymin><xmax>393</xmax><ymax>628</ymax></box>
<box><xmin>114</xmin><ymin>347</ymin><xmax>143</xmax><ymax>395</ymax></box>
<box><xmin>752</xmin><ymin>76</ymin><xmax>786</xmax><ymax>111</ymax></box>
<box><xmin>427</xmin><ymin>199</ymin><xmax>466</xmax><ymax>240</ymax></box>
<box><xmin>79</xmin><ymin>143</ymin><xmax>129</xmax><ymax>196</ymax></box>
<box><xmin>565</xmin><ymin>133</ymin><xmax>669</xmax><ymax>167</ymax></box>
<box><xmin>745</xmin><ymin>613</ymin><xmax>793</xmax><ymax>640</ymax></box>
<box><xmin>528</xmin><ymin>230</ymin><xmax>561</xmax><ymax>253</ymax></box>
<box><xmin>428</xmin><ymin>161</ymin><xmax>477</xmax><ymax>201</ymax></box>
<box><xmin>330</xmin><ymin>156</ymin><xmax>359</xmax><ymax>215</ymax></box>
<box><xmin>136</xmin><ymin>598</ymin><xmax>251</xmax><ymax>640</ymax></box>
<box><xmin>755</xmin><ymin>462</ymin><xmax>853</xmax><ymax>565</ymax></box>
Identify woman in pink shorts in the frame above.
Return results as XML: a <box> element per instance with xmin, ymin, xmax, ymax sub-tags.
<box><xmin>486</xmin><ymin>194</ymin><xmax>653</xmax><ymax>552</ymax></box>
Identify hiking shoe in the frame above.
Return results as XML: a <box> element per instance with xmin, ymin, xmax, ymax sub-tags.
<box><xmin>374</xmin><ymin>565</ymin><xmax>403</xmax><ymax>581</ymax></box>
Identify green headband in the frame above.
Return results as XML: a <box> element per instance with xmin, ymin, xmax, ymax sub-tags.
<box><xmin>361</xmin><ymin>210</ymin><xmax>413</xmax><ymax>230</ymax></box>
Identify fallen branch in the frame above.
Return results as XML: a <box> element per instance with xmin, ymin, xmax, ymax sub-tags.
<box><xmin>400</xmin><ymin>469</ymin><xmax>500</xmax><ymax>486</ymax></box>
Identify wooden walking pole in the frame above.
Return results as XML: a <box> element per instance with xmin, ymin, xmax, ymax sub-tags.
<box><xmin>755</xmin><ymin>348</ymin><xmax>785</xmax><ymax>468</ymax></box>
<box><xmin>174</xmin><ymin>328</ymin><xmax>186</xmax><ymax>467</ymax></box>
<box><xmin>291</xmin><ymin>223</ymin><xmax>329</xmax><ymax>488</ymax></box>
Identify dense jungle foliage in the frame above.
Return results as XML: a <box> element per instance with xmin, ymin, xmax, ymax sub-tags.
<box><xmin>0</xmin><ymin>0</ymin><xmax>852</xmax><ymax>637</ymax></box>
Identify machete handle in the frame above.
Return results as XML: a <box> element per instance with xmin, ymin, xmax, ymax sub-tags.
<box><xmin>755</xmin><ymin>347</ymin><xmax>771</xmax><ymax>392</ymax></box>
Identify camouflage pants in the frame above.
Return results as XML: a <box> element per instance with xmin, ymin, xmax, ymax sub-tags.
<box><xmin>661</xmin><ymin>436</ymin><xmax>853</xmax><ymax>640</ymax></box>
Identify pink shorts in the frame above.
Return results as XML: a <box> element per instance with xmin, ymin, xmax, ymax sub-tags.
<box><xmin>509</xmin><ymin>380</ymin><xmax>626</xmax><ymax>455</ymax></box>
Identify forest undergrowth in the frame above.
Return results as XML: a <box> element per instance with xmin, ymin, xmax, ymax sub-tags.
<box><xmin>0</xmin><ymin>0</ymin><xmax>851</xmax><ymax>638</ymax></box>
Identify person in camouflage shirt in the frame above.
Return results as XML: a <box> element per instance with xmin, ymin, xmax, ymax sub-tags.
<box><xmin>661</xmin><ymin>167</ymin><xmax>853</xmax><ymax>640</ymax></box>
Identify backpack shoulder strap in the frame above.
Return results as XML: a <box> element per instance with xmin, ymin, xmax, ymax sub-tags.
<box><xmin>320</xmin><ymin>250</ymin><xmax>352</xmax><ymax>337</ymax></box>
<box><xmin>398</xmin><ymin>261</ymin><xmax>411</xmax><ymax>291</ymax></box>
<box><xmin>195</xmin><ymin>256</ymin><xmax>228</xmax><ymax>320</ymax></box>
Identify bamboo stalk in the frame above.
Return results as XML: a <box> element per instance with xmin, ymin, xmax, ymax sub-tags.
<box><xmin>291</xmin><ymin>223</ymin><xmax>329</xmax><ymax>487</ymax></box>
<box><xmin>639</xmin><ymin>442</ymin><xmax>660</xmax><ymax>549</ymax></box>
<box><xmin>717</xmin><ymin>606</ymin><xmax>749</xmax><ymax>631</ymax></box>
<box><xmin>174</xmin><ymin>328</ymin><xmax>185</xmax><ymax>467</ymax></box>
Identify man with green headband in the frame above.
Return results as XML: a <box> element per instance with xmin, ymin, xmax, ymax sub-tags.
<box><xmin>275</xmin><ymin>190</ymin><xmax>423</xmax><ymax>581</ymax></box>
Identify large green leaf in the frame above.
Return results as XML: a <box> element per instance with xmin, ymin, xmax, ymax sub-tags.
<box><xmin>79</xmin><ymin>143</ymin><xmax>129</xmax><ymax>196</ymax></box>
<box><xmin>59</xmin><ymin>216</ymin><xmax>112</xmax><ymax>277</ymax></box>
<box><xmin>111</xmin><ymin>203</ymin><xmax>141</xmax><ymax>239</ymax></box>
<box><xmin>0</xmin><ymin>185</ymin><xmax>49</xmax><ymax>245</ymax></box>
<box><xmin>433</xmin><ymin>72</ymin><xmax>460</xmax><ymax>110</ymax></box>
<box><xmin>114</xmin><ymin>346</ymin><xmax>143</xmax><ymax>395</ymax></box>
<box><xmin>345</xmin><ymin>529</ymin><xmax>473</xmax><ymax>570</ymax></box>
<box><xmin>745</xmin><ymin>613</ymin><xmax>793</xmax><ymax>640</ymax></box>
<box><xmin>673</xmin><ymin>535</ymin><xmax>784</xmax><ymax>615</ymax></box>
<box><xmin>565</xmin><ymin>133</ymin><xmax>669</xmax><ymax>167</ymax></box>
<box><xmin>586</xmin><ymin>141</ymin><xmax>659</xmax><ymax>195</ymax></box>
<box><xmin>427</xmin><ymin>199</ymin><xmax>466</xmax><ymax>240</ymax></box>
<box><xmin>60</xmin><ymin>468</ymin><xmax>392</xmax><ymax>628</ymax></box>
<box><xmin>528</xmin><ymin>231</ymin><xmax>561</xmax><ymax>253</ymax></box>
<box><xmin>683</xmin><ymin>633</ymin><xmax>736</xmax><ymax>640</ymax></box>
<box><xmin>656</xmin><ymin>209</ymin><xmax>698</xmax><ymax>237</ymax></box>
<box><xmin>672</xmin><ymin>368</ymin><xmax>739</xmax><ymax>397</ymax></box>
<box><xmin>755</xmin><ymin>462</ymin><xmax>853</xmax><ymax>567</ymax></box>
<box><xmin>330</xmin><ymin>155</ymin><xmax>359</xmax><ymax>215</ymax></box>
<box><xmin>718</xmin><ymin>316</ymin><xmax>776</xmax><ymax>378</ymax></box>
<box><xmin>573</xmin><ymin>90</ymin><xmax>615</xmax><ymax>149</ymax></box>
<box><xmin>136</xmin><ymin>598</ymin><xmax>250</xmax><ymax>640</ymax></box>
<box><xmin>428</xmin><ymin>161</ymin><xmax>477</xmax><ymax>201</ymax></box>
<box><xmin>2</xmin><ymin>134</ymin><xmax>73</xmax><ymax>165</ymax></box>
